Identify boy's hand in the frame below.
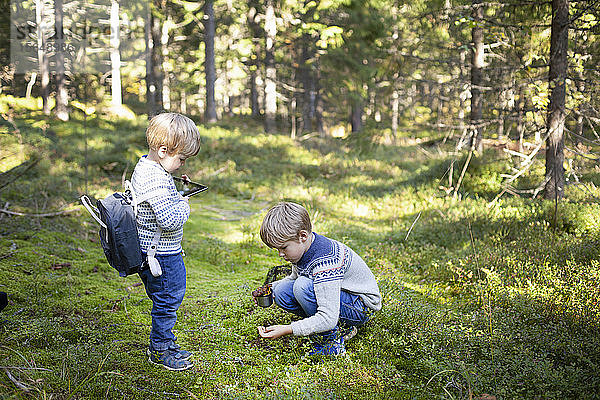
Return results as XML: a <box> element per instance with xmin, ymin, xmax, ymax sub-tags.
<box><xmin>258</xmin><ymin>324</ymin><xmax>292</xmax><ymax>339</ymax></box>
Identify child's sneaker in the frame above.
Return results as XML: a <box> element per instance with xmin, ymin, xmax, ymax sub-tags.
<box><xmin>168</xmin><ymin>343</ymin><xmax>192</xmax><ymax>360</ymax></box>
<box><xmin>308</xmin><ymin>337</ymin><xmax>346</xmax><ymax>356</ymax></box>
<box><xmin>147</xmin><ymin>344</ymin><xmax>192</xmax><ymax>361</ymax></box>
<box><xmin>339</xmin><ymin>326</ymin><xmax>358</xmax><ymax>342</ymax></box>
<box><xmin>148</xmin><ymin>348</ymin><xmax>193</xmax><ymax>371</ymax></box>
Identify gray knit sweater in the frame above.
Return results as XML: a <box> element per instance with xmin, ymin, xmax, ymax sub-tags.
<box><xmin>271</xmin><ymin>233</ymin><xmax>382</xmax><ymax>336</ymax></box>
<box><xmin>131</xmin><ymin>156</ymin><xmax>190</xmax><ymax>255</ymax></box>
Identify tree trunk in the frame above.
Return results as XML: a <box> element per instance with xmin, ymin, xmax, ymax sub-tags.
<box><xmin>247</xmin><ymin>3</ymin><xmax>261</xmax><ymax>119</ymax></box>
<box><xmin>204</xmin><ymin>0</ymin><xmax>217</xmax><ymax>123</ymax></box>
<box><xmin>264</xmin><ymin>0</ymin><xmax>277</xmax><ymax>133</ymax></box>
<box><xmin>250</xmin><ymin>69</ymin><xmax>260</xmax><ymax>118</ymax></box>
<box><xmin>516</xmin><ymin>84</ymin><xmax>525</xmax><ymax>152</ymax></box>
<box><xmin>151</xmin><ymin>9</ymin><xmax>163</xmax><ymax>112</ymax></box>
<box><xmin>180</xmin><ymin>90</ymin><xmax>187</xmax><ymax>114</ymax></box>
<box><xmin>544</xmin><ymin>0</ymin><xmax>569</xmax><ymax>201</ymax></box>
<box><xmin>110</xmin><ymin>0</ymin><xmax>122</xmax><ymax>107</ymax></box>
<box><xmin>314</xmin><ymin>59</ymin><xmax>324</xmax><ymax>135</ymax></box>
<box><xmin>145</xmin><ymin>8</ymin><xmax>158</xmax><ymax>117</ymax></box>
<box><xmin>26</xmin><ymin>72</ymin><xmax>37</xmax><ymax>99</ymax></box>
<box><xmin>161</xmin><ymin>14</ymin><xmax>171</xmax><ymax>111</ymax></box>
<box><xmin>225</xmin><ymin>54</ymin><xmax>234</xmax><ymax>117</ymax></box>
<box><xmin>290</xmin><ymin>95</ymin><xmax>297</xmax><ymax>140</ymax></box>
<box><xmin>391</xmin><ymin>88</ymin><xmax>399</xmax><ymax>138</ymax></box>
<box><xmin>300</xmin><ymin>32</ymin><xmax>315</xmax><ymax>133</ymax></box>
<box><xmin>458</xmin><ymin>50</ymin><xmax>467</xmax><ymax>146</ymax></box>
<box><xmin>54</xmin><ymin>0</ymin><xmax>68</xmax><ymax>121</ymax></box>
<box><xmin>470</xmin><ymin>0</ymin><xmax>484</xmax><ymax>153</ymax></box>
<box><xmin>574</xmin><ymin>69</ymin><xmax>585</xmax><ymax>146</ymax></box>
<box><xmin>351</xmin><ymin>98</ymin><xmax>362</xmax><ymax>133</ymax></box>
<box><xmin>36</xmin><ymin>0</ymin><xmax>50</xmax><ymax>115</ymax></box>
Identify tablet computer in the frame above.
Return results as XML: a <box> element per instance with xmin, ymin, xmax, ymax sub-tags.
<box><xmin>173</xmin><ymin>176</ymin><xmax>208</xmax><ymax>197</ymax></box>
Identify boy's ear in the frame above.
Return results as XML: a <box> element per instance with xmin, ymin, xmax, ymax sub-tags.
<box><xmin>156</xmin><ymin>145</ymin><xmax>169</xmax><ymax>158</ymax></box>
<box><xmin>298</xmin><ymin>230</ymin><xmax>309</xmax><ymax>242</ymax></box>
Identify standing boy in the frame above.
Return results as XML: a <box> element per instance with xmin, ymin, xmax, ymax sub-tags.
<box><xmin>256</xmin><ymin>202</ymin><xmax>382</xmax><ymax>355</ymax></box>
<box><xmin>131</xmin><ymin>112</ymin><xmax>201</xmax><ymax>370</ymax></box>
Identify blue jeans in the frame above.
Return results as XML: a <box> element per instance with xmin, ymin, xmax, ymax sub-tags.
<box><xmin>273</xmin><ymin>276</ymin><xmax>370</xmax><ymax>340</ymax></box>
<box><xmin>139</xmin><ymin>252</ymin><xmax>186</xmax><ymax>351</ymax></box>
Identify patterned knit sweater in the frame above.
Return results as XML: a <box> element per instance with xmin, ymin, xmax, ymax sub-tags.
<box><xmin>272</xmin><ymin>233</ymin><xmax>382</xmax><ymax>336</ymax></box>
<box><xmin>131</xmin><ymin>156</ymin><xmax>190</xmax><ymax>255</ymax></box>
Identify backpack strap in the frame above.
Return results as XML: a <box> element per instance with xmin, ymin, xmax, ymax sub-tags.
<box><xmin>146</xmin><ymin>226</ymin><xmax>163</xmax><ymax>277</ymax></box>
<box><xmin>80</xmin><ymin>195</ymin><xmax>107</xmax><ymax>229</ymax></box>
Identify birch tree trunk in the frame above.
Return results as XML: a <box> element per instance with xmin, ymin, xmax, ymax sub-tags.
<box><xmin>204</xmin><ymin>0</ymin><xmax>217</xmax><ymax>123</ymax></box>
<box><xmin>151</xmin><ymin>9</ymin><xmax>163</xmax><ymax>112</ymax></box>
<box><xmin>470</xmin><ymin>0</ymin><xmax>484</xmax><ymax>153</ymax></box>
<box><xmin>161</xmin><ymin>14</ymin><xmax>171</xmax><ymax>111</ymax></box>
<box><xmin>110</xmin><ymin>0</ymin><xmax>122</xmax><ymax>107</ymax></box>
<box><xmin>516</xmin><ymin>84</ymin><xmax>525</xmax><ymax>152</ymax></box>
<box><xmin>264</xmin><ymin>0</ymin><xmax>277</xmax><ymax>133</ymax></box>
<box><xmin>391</xmin><ymin>89</ymin><xmax>399</xmax><ymax>137</ymax></box>
<box><xmin>36</xmin><ymin>0</ymin><xmax>50</xmax><ymax>115</ymax></box>
<box><xmin>544</xmin><ymin>0</ymin><xmax>569</xmax><ymax>201</ymax></box>
<box><xmin>54</xmin><ymin>0</ymin><xmax>68</xmax><ymax>121</ymax></box>
<box><xmin>246</xmin><ymin>3</ymin><xmax>261</xmax><ymax>119</ymax></box>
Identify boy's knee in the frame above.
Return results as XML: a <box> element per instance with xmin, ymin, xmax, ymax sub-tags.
<box><xmin>272</xmin><ymin>279</ymin><xmax>294</xmax><ymax>304</ymax></box>
<box><xmin>292</xmin><ymin>276</ymin><xmax>313</xmax><ymax>299</ymax></box>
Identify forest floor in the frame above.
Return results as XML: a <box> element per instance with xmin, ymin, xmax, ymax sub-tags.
<box><xmin>1</xmin><ymin>98</ymin><xmax>600</xmax><ymax>399</ymax></box>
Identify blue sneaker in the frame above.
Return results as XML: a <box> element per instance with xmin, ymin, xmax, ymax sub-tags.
<box><xmin>148</xmin><ymin>348</ymin><xmax>193</xmax><ymax>371</ymax></box>
<box><xmin>147</xmin><ymin>343</ymin><xmax>192</xmax><ymax>360</ymax></box>
<box><xmin>168</xmin><ymin>343</ymin><xmax>192</xmax><ymax>360</ymax></box>
<box><xmin>308</xmin><ymin>337</ymin><xmax>346</xmax><ymax>356</ymax></box>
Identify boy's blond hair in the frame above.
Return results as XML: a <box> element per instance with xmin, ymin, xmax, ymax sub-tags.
<box><xmin>146</xmin><ymin>113</ymin><xmax>201</xmax><ymax>157</ymax></box>
<box><xmin>260</xmin><ymin>202</ymin><xmax>312</xmax><ymax>248</ymax></box>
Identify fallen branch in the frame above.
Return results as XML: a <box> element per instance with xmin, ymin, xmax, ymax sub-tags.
<box><xmin>207</xmin><ymin>165</ymin><xmax>228</xmax><ymax>178</ymax></box>
<box><xmin>503</xmin><ymin>148</ymin><xmax>529</xmax><ymax>159</ymax></box>
<box><xmin>489</xmin><ymin>129</ymin><xmax>551</xmax><ymax>206</ymax></box>
<box><xmin>0</xmin><ymin>207</ymin><xmax>79</xmax><ymax>218</ymax></box>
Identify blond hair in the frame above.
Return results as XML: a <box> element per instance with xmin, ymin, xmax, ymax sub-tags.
<box><xmin>146</xmin><ymin>113</ymin><xmax>201</xmax><ymax>157</ymax></box>
<box><xmin>260</xmin><ymin>202</ymin><xmax>312</xmax><ymax>248</ymax></box>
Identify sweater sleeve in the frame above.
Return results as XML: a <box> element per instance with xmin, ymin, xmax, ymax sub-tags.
<box><xmin>290</xmin><ymin>277</ymin><xmax>341</xmax><ymax>336</ymax></box>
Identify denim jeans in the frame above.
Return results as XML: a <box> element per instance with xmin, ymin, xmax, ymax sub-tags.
<box><xmin>139</xmin><ymin>252</ymin><xmax>186</xmax><ymax>351</ymax></box>
<box><xmin>273</xmin><ymin>276</ymin><xmax>370</xmax><ymax>340</ymax></box>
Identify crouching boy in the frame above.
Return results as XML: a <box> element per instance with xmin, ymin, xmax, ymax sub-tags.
<box><xmin>256</xmin><ymin>202</ymin><xmax>382</xmax><ymax>355</ymax></box>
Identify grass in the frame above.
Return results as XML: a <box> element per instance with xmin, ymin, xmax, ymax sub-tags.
<box><xmin>1</xmin><ymin>98</ymin><xmax>600</xmax><ymax>399</ymax></box>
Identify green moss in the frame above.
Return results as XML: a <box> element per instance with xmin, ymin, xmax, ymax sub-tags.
<box><xmin>1</xmin><ymin>103</ymin><xmax>599</xmax><ymax>398</ymax></box>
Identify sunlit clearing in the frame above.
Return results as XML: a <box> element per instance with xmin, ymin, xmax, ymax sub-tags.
<box><xmin>220</xmin><ymin>229</ymin><xmax>245</xmax><ymax>244</ymax></box>
<box><xmin>348</xmin><ymin>202</ymin><xmax>370</xmax><ymax>217</ymax></box>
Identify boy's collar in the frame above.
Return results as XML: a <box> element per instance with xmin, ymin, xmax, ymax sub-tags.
<box><xmin>297</xmin><ymin>232</ymin><xmax>318</xmax><ymax>267</ymax></box>
<box><xmin>140</xmin><ymin>155</ymin><xmax>169</xmax><ymax>175</ymax></box>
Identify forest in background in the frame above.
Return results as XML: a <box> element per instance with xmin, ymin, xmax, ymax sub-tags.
<box><xmin>1</xmin><ymin>0</ymin><xmax>599</xmax><ymax>203</ymax></box>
